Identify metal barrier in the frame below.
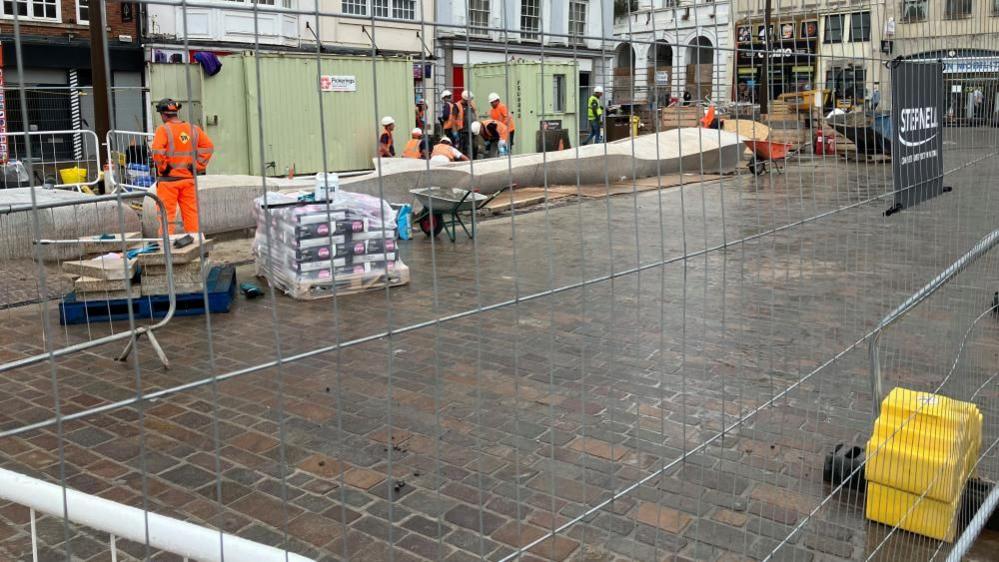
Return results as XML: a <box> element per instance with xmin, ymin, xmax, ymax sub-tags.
<box><xmin>0</xmin><ymin>191</ymin><xmax>176</xmax><ymax>370</ymax></box>
<box><xmin>0</xmin><ymin>130</ymin><xmax>102</xmax><ymax>191</ymax></box>
<box><xmin>106</xmin><ymin>130</ymin><xmax>157</xmax><ymax>193</ymax></box>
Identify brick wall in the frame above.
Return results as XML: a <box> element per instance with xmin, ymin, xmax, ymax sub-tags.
<box><xmin>0</xmin><ymin>0</ymin><xmax>138</xmax><ymax>44</ymax></box>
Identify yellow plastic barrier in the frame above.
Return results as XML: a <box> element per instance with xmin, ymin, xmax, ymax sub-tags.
<box><xmin>865</xmin><ymin>388</ymin><xmax>982</xmax><ymax>542</ymax></box>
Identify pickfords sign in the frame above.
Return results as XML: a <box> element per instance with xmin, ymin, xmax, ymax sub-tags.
<box><xmin>889</xmin><ymin>62</ymin><xmax>947</xmax><ymax>213</ymax></box>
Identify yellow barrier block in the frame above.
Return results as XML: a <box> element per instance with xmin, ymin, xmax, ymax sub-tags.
<box><xmin>866</xmin><ymin>482</ymin><xmax>960</xmax><ymax>542</ymax></box>
<box><xmin>865</xmin><ymin>388</ymin><xmax>982</xmax><ymax>542</ymax></box>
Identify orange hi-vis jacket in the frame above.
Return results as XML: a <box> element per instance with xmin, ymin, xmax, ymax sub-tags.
<box><xmin>402</xmin><ymin>138</ymin><xmax>425</xmax><ymax>159</ymax></box>
<box><xmin>151</xmin><ymin>121</ymin><xmax>214</xmax><ymax>180</ymax></box>
<box><xmin>479</xmin><ymin>119</ymin><xmax>509</xmax><ymax>142</ymax></box>
<box><xmin>450</xmin><ymin>101</ymin><xmax>465</xmax><ymax>132</ymax></box>
<box><xmin>431</xmin><ymin>143</ymin><xmax>457</xmax><ymax>161</ymax></box>
<box><xmin>490</xmin><ymin>102</ymin><xmax>515</xmax><ymax>132</ymax></box>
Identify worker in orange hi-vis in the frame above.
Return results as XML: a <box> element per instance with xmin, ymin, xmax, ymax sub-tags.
<box><xmin>487</xmin><ymin>93</ymin><xmax>516</xmax><ymax>151</ymax></box>
<box><xmin>150</xmin><ymin>99</ymin><xmax>214</xmax><ymax>235</ymax></box>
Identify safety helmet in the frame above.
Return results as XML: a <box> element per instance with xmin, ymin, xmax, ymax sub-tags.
<box><xmin>488</xmin><ymin>92</ymin><xmax>500</xmax><ymax>103</ymax></box>
<box><xmin>155</xmin><ymin>98</ymin><xmax>181</xmax><ymax>114</ymax></box>
<box><xmin>381</xmin><ymin>116</ymin><xmax>395</xmax><ymax>126</ymax></box>
<box><xmin>439</xmin><ymin>136</ymin><xmax>452</xmax><ymax>144</ymax></box>
<box><xmin>416</xmin><ymin>98</ymin><xmax>425</xmax><ymax>105</ymax></box>
<box><xmin>470</xmin><ymin>121</ymin><xmax>482</xmax><ymax>135</ymax></box>
<box><xmin>462</xmin><ymin>91</ymin><xmax>473</xmax><ymax>101</ymax></box>
<box><xmin>441</xmin><ymin>90</ymin><xmax>453</xmax><ymax>99</ymax></box>
<box><xmin>411</xmin><ymin>128</ymin><xmax>423</xmax><ymax>137</ymax></box>
<box><xmin>594</xmin><ymin>86</ymin><xmax>604</xmax><ymax>94</ymax></box>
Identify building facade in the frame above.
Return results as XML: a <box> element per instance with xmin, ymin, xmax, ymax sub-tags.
<box><xmin>435</xmin><ymin>0</ymin><xmax>613</xmax><ymax>133</ymax></box>
<box><xmin>888</xmin><ymin>0</ymin><xmax>999</xmax><ymax>122</ymax></box>
<box><xmin>144</xmin><ymin>0</ymin><xmax>434</xmax><ymax>129</ymax></box>
<box><xmin>732</xmin><ymin>0</ymin><xmax>886</xmax><ymax>110</ymax></box>
<box><xmin>0</xmin><ymin>0</ymin><xmax>143</xmax><ymax>153</ymax></box>
<box><xmin>612</xmin><ymin>0</ymin><xmax>733</xmax><ymax>106</ymax></box>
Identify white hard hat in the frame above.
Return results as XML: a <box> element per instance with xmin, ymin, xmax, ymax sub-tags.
<box><xmin>594</xmin><ymin>86</ymin><xmax>604</xmax><ymax>94</ymax></box>
<box><xmin>411</xmin><ymin>128</ymin><xmax>423</xmax><ymax>137</ymax></box>
<box><xmin>488</xmin><ymin>92</ymin><xmax>500</xmax><ymax>103</ymax></box>
<box><xmin>381</xmin><ymin>116</ymin><xmax>395</xmax><ymax>126</ymax></box>
<box><xmin>441</xmin><ymin>90</ymin><xmax>453</xmax><ymax>99</ymax></box>
<box><xmin>439</xmin><ymin>136</ymin><xmax>452</xmax><ymax>144</ymax></box>
<box><xmin>462</xmin><ymin>91</ymin><xmax>473</xmax><ymax>100</ymax></box>
<box><xmin>471</xmin><ymin>121</ymin><xmax>482</xmax><ymax>135</ymax></box>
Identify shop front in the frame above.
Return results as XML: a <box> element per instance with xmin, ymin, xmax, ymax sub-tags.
<box><xmin>735</xmin><ymin>17</ymin><xmax>818</xmax><ymax>104</ymax></box>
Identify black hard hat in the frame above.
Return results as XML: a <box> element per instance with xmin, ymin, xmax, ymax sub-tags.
<box><xmin>155</xmin><ymin>98</ymin><xmax>181</xmax><ymax>114</ymax></box>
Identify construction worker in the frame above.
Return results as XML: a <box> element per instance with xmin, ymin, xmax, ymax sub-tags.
<box><xmin>583</xmin><ymin>86</ymin><xmax>604</xmax><ymax>145</ymax></box>
<box><xmin>429</xmin><ymin>136</ymin><xmax>469</xmax><ymax>164</ymax></box>
<box><xmin>150</xmin><ymin>98</ymin><xmax>214</xmax><ymax>234</ymax></box>
<box><xmin>471</xmin><ymin>119</ymin><xmax>509</xmax><ymax>157</ymax></box>
<box><xmin>378</xmin><ymin>116</ymin><xmax>396</xmax><ymax>157</ymax></box>
<box><xmin>488</xmin><ymin>93</ymin><xmax>516</xmax><ymax>151</ymax></box>
<box><xmin>439</xmin><ymin>90</ymin><xmax>458</xmax><ymax>144</ymax></box>
<box><xmin>415</xmin><ymin>98</ymin><xmax>427</xmax><ymax>130</ymax></box>
<box><xmin>402</xmin><ymin>128</ymin><xmax>429</xmax><ymax>160</ymax></box>
<box><xmin>458</xmin><ymin>91</ymin><xmax>478</xmax><ymax>156</ymax></box>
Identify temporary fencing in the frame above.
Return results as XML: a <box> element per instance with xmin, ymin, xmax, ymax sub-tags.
<box><xmin>0</xmin><ymin>0</ymin><xmax>997</xmax><ymax>561</ymax></box>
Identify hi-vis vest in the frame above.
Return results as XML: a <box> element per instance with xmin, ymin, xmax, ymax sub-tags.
<box><xmin>587</xmin><ymin>95</ymin><xmax>604</xmax><ymax>122</ymax></box>
<box><xmin>151</xmin><ymin>121</ymin><xmax>214</xmax><ymax>180</ymax></box>
<box><xmin>402</xmin><ymin>138</ymin><xmax>424</xmax><ymax>159</ymax></box>
<box><xmin>479</xmin><ymin>119</ymin><xmax>509</xmax><ymax>142</ymax></box>
<box><xmin>431</xmin><ymin>143</ymin><xmax>456</xmax><ymax>161</ymax></box>
<box><xmin>450</xmin><ymin>102</ymin><xmax>465</xmax><ymax>132</ymax></box>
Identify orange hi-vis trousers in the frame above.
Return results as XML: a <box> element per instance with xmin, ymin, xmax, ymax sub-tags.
<box><xmin>158</xmin><ymin>178</ymin><xmax>199</xmax><ymax>234</ymax></box>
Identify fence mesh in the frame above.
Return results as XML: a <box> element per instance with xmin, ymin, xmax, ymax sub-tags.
<box><xmin>0</xmin><ymin>0</ymin><xmax>997</xmax><ymax>561</ymax></box>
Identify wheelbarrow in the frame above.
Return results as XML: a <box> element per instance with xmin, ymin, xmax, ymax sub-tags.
<box><xmin>743</xmin><ymin>139</ymin><xmax>805</xmax><ymax>175</ymax></box>
<box><xmin>409</xmin><ymin>185</ymin><xmax>510</xmax><ymax>242</ymax></box>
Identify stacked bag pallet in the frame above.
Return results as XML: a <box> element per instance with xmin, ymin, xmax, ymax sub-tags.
<box><xmin>253</xmin><ymin>188</ymin><xmax>409</xmax><ymax>300</ymax></box>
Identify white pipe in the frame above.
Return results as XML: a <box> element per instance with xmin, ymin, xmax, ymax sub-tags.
<box><xmin>0</xmin><ymin>468</ymin><xmax>314</xmax><ymax>562</ymax></box>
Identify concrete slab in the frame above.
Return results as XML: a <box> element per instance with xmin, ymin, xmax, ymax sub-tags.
<box><xmin>0</xmin><ymin>188</ymin><xmax>141</xmax><ymax>261</ymax></box>
<box><xmin>140</xmin><ymin>175</ymin><xmax>282</xmax><ymax>236</ymax></box>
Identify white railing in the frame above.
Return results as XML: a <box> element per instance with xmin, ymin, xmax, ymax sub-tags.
<box><xmin>1</xmin><ymin>129</ymin><xmax>102</xmax><ymax>192</ymax></box>
<box><xmin>0</xmin><ymin>467</ymin><xmax>315</xmax><ymax>562</ymax></box>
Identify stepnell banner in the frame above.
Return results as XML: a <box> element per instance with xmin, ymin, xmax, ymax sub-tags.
<box><xmin>889</xmin><ymin>61</ymin><xmax>947</xmax><ymax>213</ymax></box>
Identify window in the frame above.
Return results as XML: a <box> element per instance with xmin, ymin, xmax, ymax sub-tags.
<box><xmin>945</xmin><ymin>0</ymin><xmax>972</xmax><ymax>18</ymax></box>
<box><xmin>469</xmin><ymin>0</ymin><xmax>489</xmax><ymax>35</ymax></box>
<box><xmin>824</xmin><ymin>14</ymin><xmax>844</xmax><ymax>43</ymax></box>
<box><xmin>901</xmin><ymin>0</ymin><xmax>927</xmax><ymax>21</ymax></box>
<box><xmin>569</xmin><ymin>0</ymin><xmax>587</xmax><ymax>43</ymax></box>
<box><xmin>554</xmin><ymin>74</ymin><xmax>566</xmax><ymax>112</ymax></box>
<box><xmin>521</xmin><ymin>0</ymin><xmax>540</xmax><ymax>41</ymax></box>
<box><xmin>391</xmin><ymin>0</ymin><xmax>414</xmax><ymax>19</ymax></box>
<box><xmin>2</xmin><ymin>0</ymin><xmax>59</xmax><ymax>20</ymax></box>
<box><xmin>373</xmin><ymin>0</ymin><xmax>388</xmax><ymax>17</ymax></box>
<box><xmin>75</xmin><ymin>0</ymin><xmax>87</xmax><ymax>22</ymax></box>
<box><xmin>993</xmin><ymin>0</ymin><xmax>999</xmax><ymax>14</ymax></box>
<box><xmin>343</xmin><ymin>0</ymin><xmax>366</xmax><ymax>15</ymax></box>
<box><xmin>850</xmin><ymin>11</ymin><xmax>870</xmax><ymax>41</ymax></box>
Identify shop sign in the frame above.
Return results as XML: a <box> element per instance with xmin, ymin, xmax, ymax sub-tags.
<box><xmin>655</xmin><ymin>71</ymin><xmax>670</xmax><ymax>85</ymax></box>
<box><xmin>889</xmin><ymin>61</ymin><xmax>946</xmax><ymax>213</ymax></box>
<box><xmin>320</xmin><ymin>75</ymin><xmax>357</xmax><ymax>92</ymax></box>
<box><xmin>942</xmin><ymin>58</ymin><xmax>999</xmax><ymax>74</ymax></box>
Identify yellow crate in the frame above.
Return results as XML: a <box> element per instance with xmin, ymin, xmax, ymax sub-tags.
<box><xmin>866</xmin><ymin>482</ymin><xmax>960</xmax><ymax>542</ymax></box>
<box><xmin>866</xmin><ymin>389</ymin><xmax>982</xmax><ymax>502</ymax></box>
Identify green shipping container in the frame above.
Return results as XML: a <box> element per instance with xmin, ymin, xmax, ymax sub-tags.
<box><xmin>469</xmin><ymin>61</ymin><xmax>578</xmax><ymax>156</ymax></box>
<box><xmin>149</xmin><ymin>53</ymin><xmax>415</xmax><ymax>175</ymax></box>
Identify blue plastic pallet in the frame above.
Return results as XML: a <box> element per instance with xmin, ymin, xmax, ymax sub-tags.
<box><xmin>59</xmin><ymin>265</ymin><xmax>236</xmax><ymax>326</ymax></box>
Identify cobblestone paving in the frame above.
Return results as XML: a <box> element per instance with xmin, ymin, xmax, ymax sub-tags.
<box><xmin>0</xmin><ymin>129</ymin><xmax>997</xmax><ymax>561</ymax></box>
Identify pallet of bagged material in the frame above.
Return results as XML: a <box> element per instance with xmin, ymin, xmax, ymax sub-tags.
<box><xmin>261</xmin><ymin>262</ymin><xmax>410</xmax><ymax>300</ymax></box>
<box><xmin>60</xmin><ymin>265</ymin><xmax>235</xmax><ymax>325</ymax></box>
